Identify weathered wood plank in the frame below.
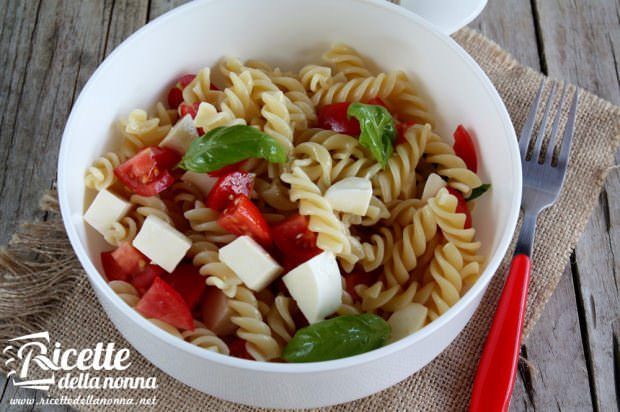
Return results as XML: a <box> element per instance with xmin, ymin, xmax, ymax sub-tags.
<box><xmin>0</xmin><ymin>1</ymin><xmax>147</xmax><ymax>410</ymax></box>
<box><xmin>149</xmin><ymin>0</ymin><xmax>188</xmax><ymax>20</ymax></box>
<box><xmin>534</xmin><ymin>0</ymin><xmax>620</xmax><ymax>410</ymax></box>
<box><xmin>469</xmin><ymin>0</ymin><xmax>541</xmax><ymax>70</ymax></box>
<box><xmin>473</xmin><ymin>2</ymin><xmax>595</xmax><ymax>411</ymax></box>
<box><xmin>511</xmin><ymin>266</ymin><xmax>594</xmax><ymax>411</ymax></box>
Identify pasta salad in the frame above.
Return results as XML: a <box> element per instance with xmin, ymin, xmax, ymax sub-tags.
<box><xmin>83</xmin><ymin>44</ymin><xmax>489</xmax><ymax>362</ymax></box>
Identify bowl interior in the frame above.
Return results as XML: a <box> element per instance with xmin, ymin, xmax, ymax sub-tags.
<box><xmin>59</xmin><ymin>0</ymin><xmax>520</xmax><ymax>370</ymax></box>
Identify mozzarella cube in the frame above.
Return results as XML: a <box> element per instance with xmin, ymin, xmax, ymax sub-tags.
<box><xmin>283</xmin><ymin>251</ymin><xmax>342</xmax><ymax>324</ymax></box>
<box><xmin>132</xmin><ymin>215</ymin><xmax>191</xmax><ymax>273</ymax></box>
<box><xmin>219</xmin><ymin>236</ymin><xmax>283</xmax><ymax>292</ymax></box>
<box><xmin>324</xmin><ymin>177</ymin><xmax>372</xmax><ymax>215</ymax></box>
<box><xmin>84</xmin><ymin>189</ymin><xmax>132</xmax><ymax>235</ymax></box>
<box><xmin>421</xmin><ymin>173</ymin><xmax>447</xmax><ymax>202</ymax></box>
<box><xmin>387</xmin><ymin>303</ymin><xmax>428</xmax><ymax>343</ymax></box>
<box><xmin>181</xmin><ymin>171</ymin><xmax>218</xmax><ymax>196</ymax></box>
<box><xmin>159</xmin><ymin>115</ymin><xmax>198</xmax><ymax>154</ymax></box>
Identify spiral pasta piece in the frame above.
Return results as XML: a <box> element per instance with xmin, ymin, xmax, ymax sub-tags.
<box><xmin>311</xmin><ymin>71</ymin><xmax>406</xmax><ymax>107</ymax></box>
<box><xmin>222</xmin><ymin>70</ymin><xmax>258</xmax><ymax>121</ymax></box>
<box><xmin>322</xmin><ymin>43</ymin><xmax>372</xmax><ymax>80</ymax></box>
<box><xmin>384</xmin><ymin>200</ymin><xmax>438</xmax><ymax>287</ymax></box>
<box><xmin>266</xmin><ymin>295</ymin><xmax>297</xmax><ymax>344</ymax></box>
<box><xmin>182</xmin><ymin>322</ymin><xmax>230</xmax><ymax>355</ymax></box>
<box><xmin>108</xmin><ymin>280</ymin><xmax>140</xmax><ymax>307</ymax></box>
<box><xmin>229</xmin><ymin>286</ymin><xmax>281</xmax><ymax>361</ymax></box>
<box><xmin>254</xmin><ymin>177</ymin><xmax>298</xmax><ymax>211</ymax></box>
<box><xmin>155</xmin><ymin>101</ymin><xmax>178</xmax><ymax>126</ymax></box>
<box><xmin>194</xmin><ymin>101</ymin><xmax>246</xmax><ymax>133</ymax></box>
<box><xmin>281</xmin><ymin>166</ymin><xmax>351</xmax><ymax>256</ymax></box>
<box><xmin>261</xmin><ymin>91</ymin><xmax>294</xmax><ymax>153</ymax></box>
<box><xmin>342</xmin><ymin>196</ymin><xmax>390</xmax><ymax>227</ymax></box>
<box><xmin>168</xmin><ymin>181</ymin><xmax>202</xmax><ymax>214</ymax></box>
<box><xmin>85</xmin><ymin>152</ymin><xmax>122</xmax><ymax>191</ymax></box>
<box><xmin>426</xmin><ymin>242</ymin><xmax>465</xmax><ymax>316</ymax></box>
<box><xmin>424</xmin><ymin>133</ymin><xmax>482</xmax><ymax>196</ymax></box>
<box><xmin>427</xmin><ymin>188</ymin><xmax>481</xmax><ymax>258</ymax></box>
<box><xmin>103</xmin><ymin>215</ymin><xmax>139</xmax><ymax>246</ymax></box>
<box><xmin>184</xmin><ymin>200</ymin><xmax>236</xmax><ymax>244</ymax></box>
<box><xmin>338</xmin><ymin>277</ymin><xmax>362</xmax><ymax>316</ymax></box>
<box><xmin>268</xmin><ymin>71</ymin><xmax>315</xmax><ymax>127</ymax></box>
<box><xmin>299</xmin><ymin>64</ymin><xmax>332</xmax><ymax>92</ymax></box>
<box><xmin>188</xmin><ymin>234</ymin><xmax>242</xmax><ymax>298</ymax></box>
<box><xmin>119</xmin><ymin>109</ymin><xmax>170</xmax><ymax>158</ymax></box>
<box><xmin>372</xmin><ymin>123</ymin><xmax>430</xmax><ymax>203</ymax></box>
<box><xmin>149</xmin><ymin>319</ymin><xmax>184</xmax><ymax>338</ymax></box>
<box><xmin>387</xmin><ymin>75</ymin><xmax>433</xmax><ymax>125</ymax></box>
<box><xmin>130</xmin><ymin>194</ymin><xmax>173</xmax><ymax>225</ymax></box>
<box><xmin>360</xmin><ymin>227</ymin><xmax>397</xmax><ymax>272</ymax></box>
<box><xmin>183</xmin><ymin>67</ymin><xmax>224</xmax><ymax>106</ymax></box>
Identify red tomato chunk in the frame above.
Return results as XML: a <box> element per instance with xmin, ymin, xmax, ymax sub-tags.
<box><xmin>453</xmin><ymin>125</ymin><xmax>478</xmax><ymax>173</ymax></box>
<box><xmin>271</xmin><ymin>214</ymin><xmax>321</xmax><ymax>270</ymax></box>
<box><xmin>101</xmin><ymin>243</ymin><xmax>147</xmax><ymax>282</ymax></box>
<box><xmin>136</xmin><ymin>277</ymin><xmax>194</xmax><ymax>331</ymax></box>
<box><xmin>206</xmin><ymin>171</ymin><xmax>255</xmax><ymax>211</ymax></box>
<box><xmin>318</xmin><ymin>102</ymin><xmax>360</xmax><ymax>136</ymax></box>
<box><xmin>167</xmin><ymin>74</ymin><xmax>196</xmax><ymax>109</ymax></box>
<box><xmin>161</xmin><ymin>264</ymin><xmax>206</xmax><ymax>310</ymax></box>
<box><xmin>217</xmin><ymin>194</ymin><xmax>272</xmax><ymax>247</ymax></box>
<box><xmin>114</xmin><ymin>146</ymin><xmax>180</xmax><ymax>196</ymax></box>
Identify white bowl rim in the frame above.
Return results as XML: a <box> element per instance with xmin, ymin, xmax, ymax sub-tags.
<box><xmin>57</xmin><ymin>0</ymin><xmax>522</xmax><ymax>375</ymax></box>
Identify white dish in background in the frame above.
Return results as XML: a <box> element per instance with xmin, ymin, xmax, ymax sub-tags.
<box><xmin>398</xmin><ymin>0</ymin><xmax>488</xmax><ymax>34</ymax></box>
<box><xmin>57</xmin><ymin>0</ymin><xmax>520</xmax><ymax>408</ymax></box>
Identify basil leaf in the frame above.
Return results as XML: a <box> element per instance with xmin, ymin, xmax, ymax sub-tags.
<box><xmin>178</xmin><ymin>125</ymin><xmax>287</xmax><ymax>173</ymax></box>
<box><xmin>283</xmin><ymin>314</ymin><xmax>390</xmax><ymax>363</ymax></box>
<box><xmin>466</xmin><ymin>183</ymin><xmax>491</xmax><ymax>201</ymax></box>
<box><xmin>347</xmin><ymin>102</ymin><xmax>397</xmax><ymax>168</ymax></box>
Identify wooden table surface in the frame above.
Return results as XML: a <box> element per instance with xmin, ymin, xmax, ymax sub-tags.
<box><xmin>0</xmin><ymin>1</ymin><xmax>618</xmax><ymax>411</ymax></box>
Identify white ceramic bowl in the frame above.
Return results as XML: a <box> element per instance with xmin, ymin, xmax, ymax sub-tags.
<box><xmin>58</xmin><ymin>0</ymin><xmax>521</xmax><ymax>408</ymax></box>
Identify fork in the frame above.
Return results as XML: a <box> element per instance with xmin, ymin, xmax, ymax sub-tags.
<box><xmin>469</xmin><ymin>80</ymin><xmax>578</xmax><ymax>412</ymax></box>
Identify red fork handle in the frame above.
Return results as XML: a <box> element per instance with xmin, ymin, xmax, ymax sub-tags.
<box><xmin>469</xmin><ymin>254</ymin><xmax>531</xmax><ymax>412</ymax></box>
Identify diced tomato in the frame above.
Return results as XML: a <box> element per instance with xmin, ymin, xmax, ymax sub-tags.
<box><xmin>366</xmin><ymin>97</ymin><xmax>389</xmax><ymax>108</ymax></box>
<box><xmin>201</xmin><ymin>287</ymin><xmax>237</xmax><ymax>336</ymax></box>
<box><xmin>271</xmin><ymin>214</ymin><xmax>322</xmax><ymax>270</ymax></box>
<box><xmin>317</xmin><ymin>102</ymin><xmax>360</xmax><ymax>136</ymax></box>
<box><xmin>206</xmin><ymin>171</ymin><xmax>255</xmax><ymax>211</ymax></box>
<box><xmin>114</xmin><ymin>146</ymin><xmax>180</xmax><ymax>196</ymax></box>
<box><xmin>160</xmin><ymin>264</ymin><xmax>206</xmax><ymax>310</ymax></box>
<box><xmin>136</xmin><ymin>277</ymin><xmax>194</xmax><ymax>331</ymax></box>
<box><xmin>217</xmin><ymin>194</ymin><xmax>272</xmax><ymax>247</ymax></box>
<box><xmin>101</xmin><ymin>243</ymin><xmax>147</xmax><ymax>282</ymax></box>
<box><xmin>344</xmin><ymin>271</ymin><xmax>379</xmax><ymax>300</ymax></box>
<box><xmin>228</xmin><ymin>339</ymin><xmax>253</xmax><ymax>360</ymax></box>
<box><xmin>209</xmin><ymin>83</ymin><xmax>220</xmax><ymax>91</ymax></box>
<box><xmin>453</xmin><ymin>125</ymin><xmax>478</xmax><ymax>172</ymax></box>
<box><xmin>167</xmin><ymin>74</ymin><xmax>196</xmax><ymax>109</ymax></box>
<box><xmin>208</xmin><ymin>160</ymin><xmax>248</xmax><ymax>178</ymax></box>
<box><xmin>447</xmin><ymin>187</ymin><xmax>472</xmax><ymax>229</ymax></box>
<box><xmin>131</xmin><ymin>264</ymin><xmax>166</xmax><ymax>296</ymax></box>
<box><xmin>178</xmin><ymin>101</ymin><xmax>201</xmax><ymax>119</ymax></box>
<box><xmin>396</xmin><ymin>121</ymin><xmax>416</xmax><ymax>145</ymax></box>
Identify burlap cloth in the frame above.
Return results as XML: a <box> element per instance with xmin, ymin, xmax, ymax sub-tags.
<box><xmin>1</xmin><ymin>28</ymin><xmax>618</xmax><ymax>411</ymax></box>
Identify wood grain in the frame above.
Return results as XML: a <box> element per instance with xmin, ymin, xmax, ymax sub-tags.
<box><xmin>534</xmin><ymin>0</ymin><xmax>620</xmax><ymax>410</ymax></box>
<box><xmin>473</xmin><ymin>2</ymin><xmax>595</xmax><ymax>410</ymax></box>
<box><xmin>0</xmin><ymin>0</ymin><xmax>618</xmax><ymax>411</ymax></box>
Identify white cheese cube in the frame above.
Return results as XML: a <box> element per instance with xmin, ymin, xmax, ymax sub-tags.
<box><xmin>181</xmin><ymin>171</ymin><xmax>218</xmax><ymax>196</ymax></box>
<box><xmin>159</xmin><ymin>115</ymin><xmax>198</xmax><ymax>154</ymax></box>
<box><xmin>84</xmin><ymin>189</ymin><xmax>132</xmax><ymax>235</ymax></box>
<box><xmin>324</xmin><ymin>177</ymin><xmax>372</xmax><ymax>215</ymax></box>
<box><xmin>387</xmin><ymin>303</ymin><xmax>428</xmax><ymax>343</ymax></box>
<box><xmin>421</xmin><ymin>173</ymin><xmax>447</xmax><ymax>202</ymax></box>
<box><xmin>283</xmin><ymin>251</ymin><xmax>342</xmax><ymax>324</ymax></box>
<box><xmin>219</xmin><ymin>236</ymin><xmax>283</xmax><ymax>292</ymax></box>
<box><xmin>132</xmin><ymin>215</ymin><xmax>191</xmax><ymax>273</ymax></box>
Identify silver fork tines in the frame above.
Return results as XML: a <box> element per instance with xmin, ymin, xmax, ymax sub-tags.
<box><xmin>514</xmin><ymin>80</ymin><xmax>578</xmax><ymax>255</ymax></box>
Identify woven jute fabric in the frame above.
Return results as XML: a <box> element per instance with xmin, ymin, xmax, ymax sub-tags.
<box><xmin>1</xmin><ymin>28</ymin><xmax>618</xmax><ymax>411</ymax></box>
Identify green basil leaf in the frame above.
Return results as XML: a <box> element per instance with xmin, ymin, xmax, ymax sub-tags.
<box><xmin>178</xmin><ymin>125</ymin><xmax>287</xmax><ymax>173</ymax></box>
<box><xmin>283</xmin><ymin>314</ymin><xmax>390</xmax><ymax>363</ymax></box>
<box><xmin>347</xmin><ymin>102</ymin><xmax>396</xmax><ymax>168</ymax></box>
<box><xmin>466</xmin><ymin>183</ymin><xmax>491</xmax><ymax>201</ymax></box>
